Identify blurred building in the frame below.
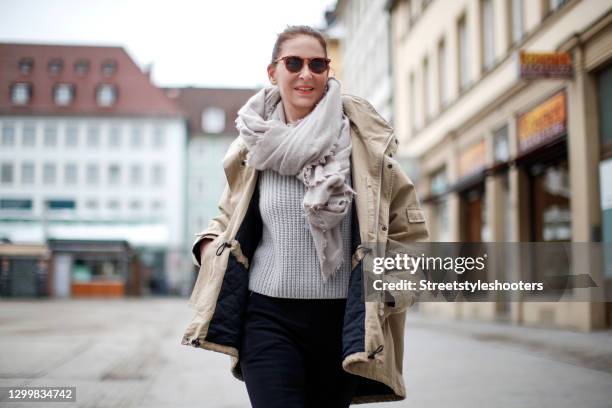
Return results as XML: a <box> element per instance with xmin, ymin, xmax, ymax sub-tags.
<box><xmin>0</xmin><ymin>43</ymin><xmax>188</xmax><ymax>296</ymax></box>
<box><xmin>333</xmin><ymin>0</ymin><xmax>394</xmax><ymax>122</ymax></box>
<box><xmin>321</xmin><ymin>8</ymin><xmax>345</xmax><ymax>83</ymax></box>
<box><xmin>0</xmin><ymin>243</ymin><xmax>49</xmax><ymax>297</ymax></box>
<box><xmin>164</xmin><ymin>87</ymin><xmax>256</xmax><ymax>283</ymax></box>
<box><xmin>387</xmin><ymin>0</ymin><xmax>612</xmax><ymax>330</ymax></box>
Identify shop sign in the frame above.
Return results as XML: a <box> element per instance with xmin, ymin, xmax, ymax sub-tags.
<box><xmin>519</xmin><ymin>51</ymin><xmax>573</xmax><ymax>79</ymax></box>
<box><xmin>458</xmin><ymin>140</ymin><xmax>486</xmax><ymax>178</ymax></box>
<box><xmin>517</xmin><ymin>91</ymin><xmax>566</xmax><ymax>152</ymax></box>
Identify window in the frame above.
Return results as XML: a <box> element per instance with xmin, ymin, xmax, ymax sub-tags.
<box><xmin>21</xmin><ymin>162</ymin><xmax>35</xmax><ymax>184</ymax></box>
<box><xmin>96</xmin><ymin>84</ymin><xmax>117</xmax><ymax>107</ymax></box>
<box><xmin>107</xmin><ymin>199</ymin><xmax>120</xmax><ymax>210</ymax></box>
<box><xmin>529</xmin><ymin>160</ymin><xmax>571</xmax><ymax>241</ymax></box>
<box><xmin>430</xmin><ymin>168</ymin><xmax>450</xmax><ymax>241</ymax></box>
<box><xmin>152</xmin><ymin>164</ymin><xmax>164</xmax><ymax>186</ymax></box>
<box><xmin>43</xmin><ymin>163</ymin><xmax>56</xmax><ymax>184</ymax></box>
<box><xmin>48</xmin><ymin>58</ymin><xmax>63</xmax><ymax>75</ymax></box>
<box><xmin>85</xmin><ymin>199</ymin><xmax>98</xmax><ymax>210</ymax></box>
<box><xmin>424</xmin><ymin>57</ymin><xmax>434</xmax><ymax>120</ymax></box>
<box><xmin>43</xmin><ymin>125</ymin><xmax>58</xmax><ymax>147</ymax></box>
<box><xmin>152</xmin><ymin>126</ymin><xmax>165</xmax><ymax>147</ymax></box>
<box><xmin>494</xmin><ymin>125</ymin><xmax>510</xmax><ymax>162</ymax></box>
<box><xmin>202</xmin><ymin>107</ymin><xmax>226</xmax><ymax>133</ymax></box>
<box><xmin>130</xmin><ymin>126</ymin><xmax>143</xmax><ymax>148</ymax></box>
<box><xmin>457</xmin><ymin>14</ymin><xmax>470</xmax><ymax>91</ymax></box>
<box><xmin>22</xmin><ymin>123</ymin><xmax>36</xmax><ymax>146</ymax></box>
<box><xmin>1</xmin><ymin>162</ymin><xmax>14</xmax><ymax>184</ymax></box>
<box><xmin>18</xmin><ymin>58</ymin><xmax>34</xmax><ymax>74</ymax></box>
<box><xmin>438</xmin><ymin>39</ymin><xmax>448</xmax><ymax>108</ymax></box>
<box><xmin>409</xmin><ymin>72</ymin><xmax>416</xmax><ymax>133</ymax></box>
<box><xmin>64</xmin><ymin>163</ymin><xmax>78</xmax><ymax>184</ymax></box>
<box><xmin>109</xmin><ymin>126</ymin><xmax>121</xmax><ymax>148</ymax></box>
<box><xmin>108</xmin><ymin>164</ymin><xmax>121</xmax><ymax>185</ymax></box>
<box><xmin>597</xmin><ymin>59</ymin><xmax>612</xmax><ymax>150</ymax></box>
<box><xmin>54</xmin><ymin>83</ymin><xmax>75</xmax><ymax>106</ymax></box>
<box><xmin>481</xmin><ymin>0</ymin><xmax>495</xmax><ymax>71</ymax></box>
<box><xmin>0</xmin><ymin>199</ymin><xmax>32</xmax><ymax>210</ymax></box>
<box><xmin>86</xmin><ymin>126</ymin><xmax>100</xmax><ymax>147</ymax></box>
<box><xmin>65</xmin><ymin>126</ymin><xmax>79</xmax><ymax>147</ymax></box>
<box><xmin>130</xmin><ymin>164</ymin><xmax>142</xmax><ymax>185</ymax></box>
<box><xmin>74</xmin><ymin>59</ymin><xmax>90</xmax><ymax>75</ymax></box>
<box><xmin>1</xmin><ymin>123</ymin><xmax>15</xmax><ymax>146</ymax></box>
<box><xmin>129</xmin><ymin>200</ymin><xmax>142</xmax><ymax>211</ymax></box>
<box><xmin>510</xmin><ymin>0</ymin><xmax>524</xmax><ymax>46</ymax></box>
<box><xmin>548</xmin><ymin>0</ymin><xmax>568</xmax><ymax>12</ymax></box>
<box><xmin>11</xmin><ymin>83</ymin><xmax>31</xmax><ymax>105</ymax></box>
<box><xmin>86</xmin><ymin>164</ymin><xmax>99</xmax><ymax>185</ymax></box>
<box><xmin>101</xmin><ymin>59</ymin><xmax>117</xmax><ymax>76</ymax></box>
<box><xmin>46</xmin><ymin>200</ymin><xmax>75</xmax><ymax>210</ymax></box>
<box><xmin>405</xmin><ymin>0</ymin><xmax>412</xmax><ymax>32</ymax></box>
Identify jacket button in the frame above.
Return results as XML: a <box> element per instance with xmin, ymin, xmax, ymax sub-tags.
<box><xmin>381</xmin><ymin>225</ymin><xmax>387</xmax><ymax>231</ymax></box>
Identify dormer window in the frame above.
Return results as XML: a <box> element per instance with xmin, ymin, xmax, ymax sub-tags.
<box><xmin>54</xmin><ymin>83</ymin><xmax>75</xmax><ymax>106</ymax></box>
<box><xmin>18</xmin><ymin>58</ymin><xmax>34</xmax><ymax>75</ymax></box>
<box><xmin>96</xmin><ymin>84</ymin><xmax>117</xmax><ymax>107</ymax></box>
<box><xmin>101</xmin><ymin>59</ymin><xmax>117</xmax><ymax>76</ymax></box>
<box><xmin>74</xmin><ymin>59</ymin><xmax>90</xmax><ymax>75</ymax></box>
<box><xmin>11</xmin><ymin>83</ymin><xmax>31</xmax><ymax>105</ymax></box>
<box><xmin>202</xmin><ymin>107</ymin><xmax>226</xmax><ymax>134</ymax></box>
<box><xmin>48</xmin><ymin>58</ymin><xmax>63</xmax><ymax>75</ymax></box>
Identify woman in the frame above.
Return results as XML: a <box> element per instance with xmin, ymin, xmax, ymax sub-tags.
<box><xmin>182</xmin><ymin>25</ymin><xmax>429</xmax><ymax>407</ymax></box>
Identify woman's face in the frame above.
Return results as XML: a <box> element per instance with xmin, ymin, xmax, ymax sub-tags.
<box><xmin>267</xmin><ymin>35</ymin><xmax>329</xmax><ymax>123</ymax></box>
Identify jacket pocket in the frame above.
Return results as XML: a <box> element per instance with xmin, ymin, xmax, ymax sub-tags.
<box><xmin>406</xmin><ymin>208</ymin><xmax>426</xmax><ymax>223</ymax></box>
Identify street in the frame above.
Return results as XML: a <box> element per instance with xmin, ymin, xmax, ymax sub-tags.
<box><xmin>0</xmin><ymin>298</ymin><xmax>611</xmax><ymax>408</ymax></box>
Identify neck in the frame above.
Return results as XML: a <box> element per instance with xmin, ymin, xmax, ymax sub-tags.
<box><xmin>283</xmin><ymin>103</ymin><xmax>310</xmax><ymax>124</ymax></box>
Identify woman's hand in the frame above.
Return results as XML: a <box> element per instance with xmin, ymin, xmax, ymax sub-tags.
<box><xmin>199</xmin><ymin>238</ymin><xmax>215</xmax><ymax>262</ymax></box>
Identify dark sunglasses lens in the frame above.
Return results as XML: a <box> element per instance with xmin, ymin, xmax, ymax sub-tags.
<box><xmin>284</xmin><ymin>57</ymin><xmax>304</xmax><ymax>72</ymax></box>
<box><xmin>309</xmin><ymin>58</ymin><xmax>328</xmax><ymax>73</ymax></box>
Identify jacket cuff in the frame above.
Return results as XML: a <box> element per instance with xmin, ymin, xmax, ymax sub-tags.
<box><xmin>191</xmin><ymin>233</ymin><xmax>218</xmax><ymax>268</ymax></box>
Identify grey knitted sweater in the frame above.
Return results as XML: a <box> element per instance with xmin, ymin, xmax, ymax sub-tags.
<box><xmin>248</xmin><ymin>168</ymin><xmax>353</xmax><ymax>299</ymax></box>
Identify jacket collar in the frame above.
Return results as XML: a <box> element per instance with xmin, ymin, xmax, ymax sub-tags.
<box><xmin>341</xmin><ymin>94</ymin><xmax>396</xmax><ymax>158</ymax></box>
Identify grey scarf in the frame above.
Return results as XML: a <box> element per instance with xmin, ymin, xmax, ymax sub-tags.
<box><xmin>236</xmin><ymin>77</ymin><xmax>355</xmax><ymax>282</ymax></box>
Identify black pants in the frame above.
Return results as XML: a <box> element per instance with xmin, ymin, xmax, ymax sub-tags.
<box><xmin>240</xmin><ymin>291</ymin><xmax>359</xmax><ymax>408</ymax></box>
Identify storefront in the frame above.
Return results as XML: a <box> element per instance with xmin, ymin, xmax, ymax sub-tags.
<box><xmin>455</xmin><ymin>140</ymin><xmax>488</xmax><ymax>242</ymax></box>
<box><xmin>47</xmin><ymin>239</ymin><xmax>142</xmax><ymax>297</ymax></box>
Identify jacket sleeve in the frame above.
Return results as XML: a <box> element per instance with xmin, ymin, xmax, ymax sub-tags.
<box><xmin>191</xmin><ymin>137</ymin><xmax>247</xmax><ymax>268</ymax></box>
<box><xmin>383</xmin><ymin>155</ymin><xmax>429</xmax><ymax>316</ymax></box>
<box><xmin>191</xmin><ymin>181</ymin><xmax>234</xmax><ymax>268</ymax></box>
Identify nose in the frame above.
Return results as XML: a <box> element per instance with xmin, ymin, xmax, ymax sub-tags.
<box><xmin>299</xmin><ymin>62</ymin><xmax>313</xmax><ymax>80</ymax></box>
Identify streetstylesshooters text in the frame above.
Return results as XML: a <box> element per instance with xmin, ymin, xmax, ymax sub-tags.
<box><xmin>371</xmin><ymin>253</ymin><xmax>544</xmax><ymax>292</ymax></box>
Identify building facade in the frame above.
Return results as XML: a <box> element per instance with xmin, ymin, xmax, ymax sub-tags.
<box><xmin>333</xmin><ymin>0</ymin><xmax>394</xmax><ymax>122</ymax></box>
<box><xmin>388</xmin><ymin>0</ymin><xmax>612</xmax><ymax>330</ymax></box>
<box><xmin>0</xmin><ymin>43</ymin><xmax>188</xmax><ymax>296</ymax></box>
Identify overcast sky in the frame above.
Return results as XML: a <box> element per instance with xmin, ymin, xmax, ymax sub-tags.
<box><xmin>0</xmin><ymin>0</ymin><xmax>337</xmax><ymax>89</ymax></box>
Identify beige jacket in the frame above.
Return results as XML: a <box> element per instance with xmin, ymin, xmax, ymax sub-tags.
<box><xmin>182</xmin><ymin>94</ymin><xmax>429</xmax><ymax>404</ymax></box>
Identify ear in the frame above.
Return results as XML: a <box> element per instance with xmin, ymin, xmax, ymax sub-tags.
<box><xmin>267</xmin><ymin>63</ymin><xmax>277</xmax><ymax>85</ymax></box>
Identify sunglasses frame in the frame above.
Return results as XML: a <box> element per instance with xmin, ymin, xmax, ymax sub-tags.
<box><xmin>273</xmin><ymin>55</ymin><xmax>331</xmax><ymax>74</ymax></box>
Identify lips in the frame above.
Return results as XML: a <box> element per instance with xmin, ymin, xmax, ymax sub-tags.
<box><xmin>295</xmin><ymin>86</ymin><xmax>314</xmax><ymax>95</ymax></box>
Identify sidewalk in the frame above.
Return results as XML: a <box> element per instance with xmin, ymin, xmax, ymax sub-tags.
<box><xmin>404</xmin><ymin>310</ymin><xmax>612</xmax><ymax>375</ymax></box>
<box><xmin>0</xmin><ymin>298</ymin><xmax>610</xmax><ymax>408</ymax></box>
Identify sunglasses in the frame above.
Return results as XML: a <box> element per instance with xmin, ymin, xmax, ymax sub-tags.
<box><xmin>273</xmin><ymin>56</ymin><xmax>331</xmax><ymax>74</ymax></box>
